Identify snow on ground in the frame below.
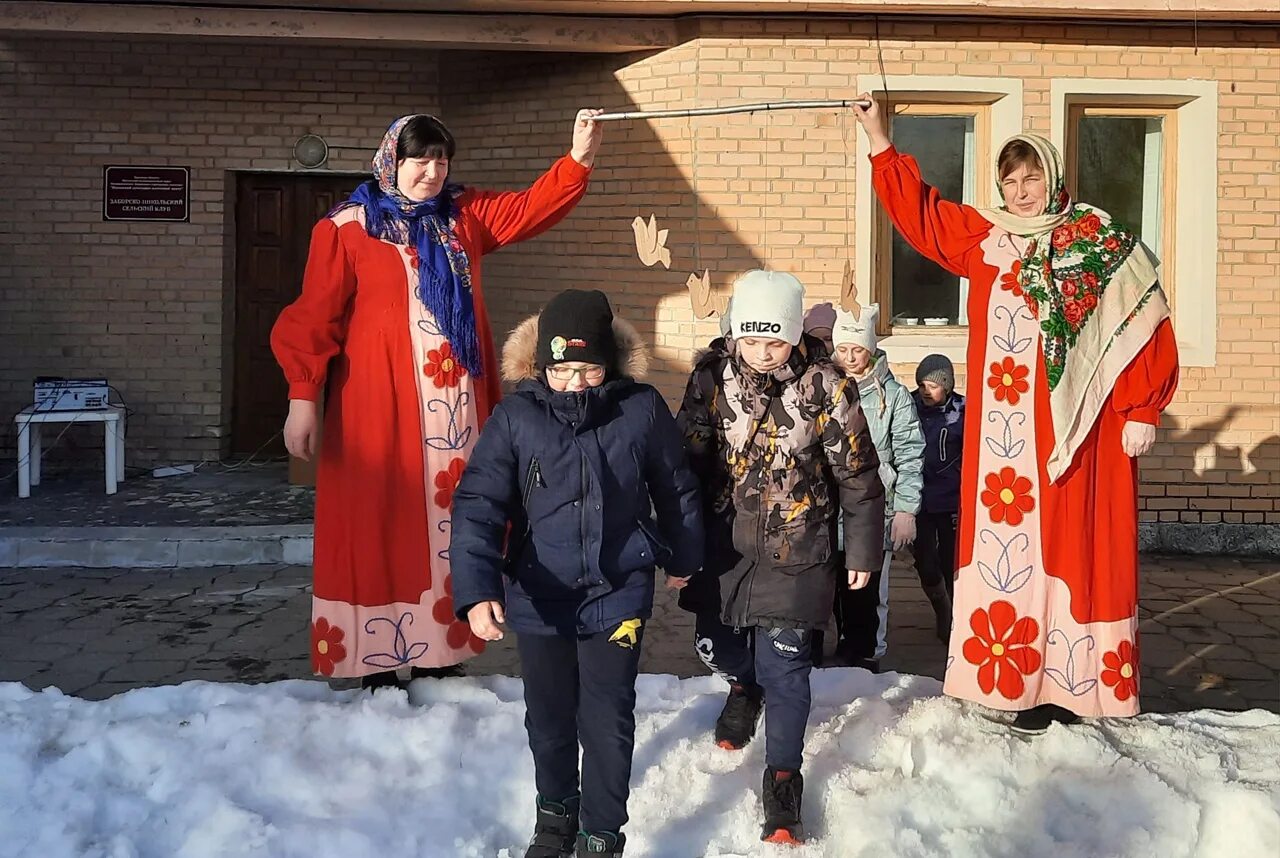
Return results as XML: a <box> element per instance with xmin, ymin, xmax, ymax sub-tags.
<box><xmin>0</xmin><ymin>671</ymin><xmax>1276</xmax><ymax>858</ymax></box>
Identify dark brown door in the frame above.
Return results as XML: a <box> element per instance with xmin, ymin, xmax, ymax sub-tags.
<box><xmin>232</xmin><ymin>173</ymin><xmax>361</xmax><ymax>458</ymax></box>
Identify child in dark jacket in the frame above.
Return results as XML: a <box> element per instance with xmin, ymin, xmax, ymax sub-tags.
<box><xmin>451</xmin><ymin>289</ymin><xmax>703</xmax><ymax>858</ymax></box>
<box><xmin>676</xmin><ymin>270</ymin><xmax>885</xmax><ymax>845</ymax></box>
<box><xmin>911</xmin><ymin>354</ymin><xmax>965</xmax><ymax>641</ymax></box>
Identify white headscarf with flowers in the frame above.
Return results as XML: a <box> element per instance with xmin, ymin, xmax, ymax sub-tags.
<box><xmin>980</xmin><ymin>133</ymin><xmax>1170</xmax><ymax>482</ymax></box>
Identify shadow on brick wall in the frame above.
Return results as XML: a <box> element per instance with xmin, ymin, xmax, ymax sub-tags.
<box><xmin>1148</xmin><ymin>403</ymin><xmax>1280</xmax><ymax>554</ymax></box>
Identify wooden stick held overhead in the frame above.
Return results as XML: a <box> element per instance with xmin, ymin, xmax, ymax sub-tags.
<box><xmin>593</xmin><ymin>99</ymin><xmax>873</xmax><ymax>122</ymax></box>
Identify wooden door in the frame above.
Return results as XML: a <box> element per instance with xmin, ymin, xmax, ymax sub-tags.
<box><xmin>232</xmin><ymin>173</ymin><xmax>362</xmax><ymax>478</ymax></box>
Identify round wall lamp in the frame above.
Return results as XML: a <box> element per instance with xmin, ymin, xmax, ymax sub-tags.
<box><xmin>293</xmin><ymin>134</ymin><xmax>330</xmax><ymax>169</ymax></box>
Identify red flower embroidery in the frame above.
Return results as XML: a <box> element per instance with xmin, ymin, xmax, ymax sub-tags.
<box><xmin>1101</xmin><ymin>640</ymin><xmax>1139</xmax><ymax>701</ymax></box>
<box><xmin>1061</xmin><ymin>279</ymin><xmax>1079</xmax><ymax>298</ymax></box>
<box><xmin>1077</xmin><ymin>212</ymin><xmax>1102</xmax><ymax>240</ymax></box>
<box><xmin>1051</xmin><ymin>224</ymin><xmax>1076</xmax><ymax>251</ymax></box>
<box><xmin>1064</xmin><ymin>301</ymin><xmax>1085</xmax><ymax>326</ymax></box>
<box><xmin>1082</xmin><ymin>293</ymin><xmax>1098</xmax><ymax>311</ymax></box>
<box><xmin>433</xmin><ymin>457</ymin><xmax>467</xmax><ymax>510</ymax></box>
<box><xmin>447</xmin><ymin>619</ymin><xmax>487</xmax><ymax>652</ymax></box>
<box><xmin>1024</xmin><ymin>293</ymin><xmax>1039</xmax><ymax>316</ymax></box>
<box><xmin>423</xmin><ymin>342</ymin><xmax>466</xmax><ymax>389</ymax></box>
<box><xmin>311</xmin><ymin>617</ymin><xmax>347</xmax><ymax>677</ymax></box>
<box><xmin>1082</xmin><ymin>271</ymin><xmax>1099</xmax><ymax>290</ymax></box>
<box><xmin>987</xmin><ymin>357</ymin><xmax>1030</xmax><ymax>406</ymax></box>
<box><xmin>432</xmin><ymin>593</ymin><xmax>457</xmax><ymax>625</ymax></box>
<box><xmin>980</xmin><ymin>467</ymin><xmax>1036</xmax><ymax>526</ymax></box>
<box><xmin>434</xmin><ymin>578</ymin><xmax>488</xmax><ymax>655</ymax></box>
<box><xmin>962</xmin><ymin>601</ymin><xmax>1042</xmax><ymax>699</ymax></box>
<box><xmin>1103</xmin><ymin>236</ymin><xmax>1121</xmax><ymax>252</ymax></box>
<box><xmin>999</xmin><ymin>259</ymin><xmax>1024</xmax><ymax>296</ymax></box>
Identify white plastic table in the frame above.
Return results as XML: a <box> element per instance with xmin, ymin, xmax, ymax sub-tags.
<box><xmin>13</xmin><ymin>405</ymin><xmax>126</xmax><ymax>498</ymax></box>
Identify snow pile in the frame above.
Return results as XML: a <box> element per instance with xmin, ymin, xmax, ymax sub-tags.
<box><xmin>0</xmin><ymin>671</ymin><xmax>1276</xmax><ymax>857</ymax></box>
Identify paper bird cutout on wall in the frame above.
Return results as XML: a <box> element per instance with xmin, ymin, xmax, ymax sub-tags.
<box><xmin>685</xmin><ymin>269</ymin><xmax>728</xmax><ymax>319</ymax></box>
<box><xmin>632</xmin><ymin>214</ymin><xmax>671</xmax><ymax>269</ymax></box>
<box><xmin>839</xmin><ymin>259</ymin><xmax>861</xmax><ymax>314</ymax></box>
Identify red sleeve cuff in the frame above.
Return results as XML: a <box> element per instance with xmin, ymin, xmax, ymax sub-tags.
<box><xmin>869</xmin><ymin>145</ymin><xmax>900</xmax><ymax>168</ymax></box>
<box><xmin>1125</xmin><ymin>407</ymin><xmax>1160</xmax><ymax>426</ymax></box>
<box><xmin>561</xmin><ymin>152</ymin><xmax>593</xmax><ymax>180</ymax></box>
<box><xmin>288</xmin><ymin>381</ymin><xmax>322</xmax><ymax>401</ymax></box>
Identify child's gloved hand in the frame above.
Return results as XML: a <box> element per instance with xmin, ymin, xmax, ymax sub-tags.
<box><xmin>848</xmin><ymin>570</ymin><xmax>871</xmax><ymax>590</ymax></box>
<box><xmin>664</xmin><ymin>575</ymin><xmax>691</xmax><ymax>591</ymax></box>
<box><xmin>890</xmin><ymin>511</ymin><xmax>917</xmax><ymax>550</ymax></box>
<box><xmin>466</xmin><ymin>601</ymin><xmax>507</xmax><ymax>641</ymax></box>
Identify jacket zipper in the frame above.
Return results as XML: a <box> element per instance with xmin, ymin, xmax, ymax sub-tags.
<box><xmin>579</xmin><ymin>439</ymin><xmax>603</xmax><ymax>630</ymax></box>
<box><xmin>580</xmin><ymin>449</ymin><xmax>589</xmax><ymax>581</ymax></box>
<box><xmin>733</xmin><ymin>402</ymin><xmax>775</xmax><ymax>632</ymax></box>
<box><xmin>737</xmin><ymin>508</ymin><xmax>764</xmax><ymax>634</ymax></box>
<box><xmin>522</xmin><ymin>458</ymin><xmax>541</xmax><ymax>509</ymax></box>
<box><xmin>939</xmin><ymin>427</ymin><xmax>948</xmax><ymax>463</ymax></box>
<box><xmin>511</xmin><ymin>458</ymin><xmax>542</xmax><ymax>560</ymax></box>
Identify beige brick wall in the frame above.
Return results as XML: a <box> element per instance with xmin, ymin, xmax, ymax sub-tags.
<box><xmin>1</xmin><ymin>19</ymin><xmax>1276</xmax><ymax>525</ymax></box>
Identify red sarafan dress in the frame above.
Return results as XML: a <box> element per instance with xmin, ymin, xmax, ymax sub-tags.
<box><xmin>872</xmin><ymin>145</ymin><xmax>1178</xmax><ymax>716</ymax></box>
<box><xmin>272</xmin><ymin>154</ymin><xmax>591</xmax><ymax>678</ymax></box>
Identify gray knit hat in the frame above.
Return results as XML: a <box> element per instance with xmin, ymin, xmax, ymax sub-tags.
<box><xmin>916</xmin><ymin>353</ymin><xmax>955</xmax><ymax>395</ymax></box>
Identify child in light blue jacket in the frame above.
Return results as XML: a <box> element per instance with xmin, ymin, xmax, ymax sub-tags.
<box><xmin>809</xmin><ymin>303</ymin><xmax>928</xmax><ymax>671</ymax></box>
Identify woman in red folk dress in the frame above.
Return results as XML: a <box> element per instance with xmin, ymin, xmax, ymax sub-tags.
<box><xmin>272</xmin><ymin>111</ymin><xmax>604</xmax><ymax>691</ymax></box>
<box><xmin>853</xmin><ymin>94</ymin><xmax>1179</xmax><ymax>733</ymax></box>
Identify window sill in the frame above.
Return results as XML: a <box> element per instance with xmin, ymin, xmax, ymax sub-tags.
<box><xmin>881</xmin><ymin>328</ymin><xmax>969</xmax><ymax>364</ymax></box>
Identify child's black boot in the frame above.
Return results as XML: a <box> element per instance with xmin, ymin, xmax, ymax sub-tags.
<box><xmin>524</xmin><ymin>794</ymin><xmax>580</xmax><ymax>858</ymax></box>
<box><xmin>714</xmin><ymin>681</ymin><xmax>764</xmax><ymax>750</ymax></box>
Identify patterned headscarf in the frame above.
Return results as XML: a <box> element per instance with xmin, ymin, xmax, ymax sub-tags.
<box><xmin>341</xmin><ymin>115</ymin><xmax>482</xmax><ymax>376</ymax></box>
<box><xmin>981</xmin><ymin>133</ymin><xmax>1169</xmax><ymax>480</ymax></box>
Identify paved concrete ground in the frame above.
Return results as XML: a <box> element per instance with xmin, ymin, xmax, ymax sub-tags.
<box><xmin>0</xmin><ymin>462</ymin><xmax>311</xmax><ymax>527</ymax></box>
<box><xmin>1</xmin><ymin>556</ymin><xmax>1276</xmax><ymax>713</ymax></box>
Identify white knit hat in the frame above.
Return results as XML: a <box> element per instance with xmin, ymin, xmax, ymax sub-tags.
<box><xmin>832</xmin><ymin>304</ymin><xmax>880</xmax><ymax>353</ymax></box>
<box><xmin>729</xmin><ymin>270</ymin><xmax>806</xmax><ymax>345</ymax></box>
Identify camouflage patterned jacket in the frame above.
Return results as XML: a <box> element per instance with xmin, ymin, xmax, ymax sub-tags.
<box><xmin>676</xmin><ymin>334</ymin><xmax>886</xmax><ymax>629</ymax></box>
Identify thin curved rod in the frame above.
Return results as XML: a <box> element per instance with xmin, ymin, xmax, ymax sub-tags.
<box><xmin>593</xmin><ymin>98</ymin><xmax>872</xmax><ymax>122</ymax></box>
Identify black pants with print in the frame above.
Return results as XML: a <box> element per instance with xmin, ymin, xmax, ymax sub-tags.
<box><xmin>912</xmin><ymin>511</ymin><xmax>957</xmax><ymax>594</ymax></box>
<box><xmin>694</xmin><ymin>612</ymin><xmax>812</xmax><ymax>772</ymax></box>
<box><xmin>517</xmin><ymin>623</ymin><xmax>645</xmax><ymax>834</ymax></box>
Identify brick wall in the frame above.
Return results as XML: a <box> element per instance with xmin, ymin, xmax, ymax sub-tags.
<box><xmin>0</xmin><ymin>37</ymin><xmax>441</xmax><ymax>467</ymax></box>
<box><xmin>1</xmin><ymin>19</ymin><xmax>1276</xmax><ymax>525</ymax></box>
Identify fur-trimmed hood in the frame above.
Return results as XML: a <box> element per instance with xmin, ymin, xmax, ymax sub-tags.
<box><xmin>501</xmin><ymin>313</ymin><xmax>650</xmax><ymax>383</ymax></box>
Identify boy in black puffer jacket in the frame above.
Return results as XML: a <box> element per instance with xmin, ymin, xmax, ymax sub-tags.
<box><xmin>677</xmin><ymin>270</ymin><xmax>885</xmax><ymax>845</ymax></box>
<box><xmin>451</xmin><ymin>289</ymin><xmax>704</xmax><ymax>858</ymax></box>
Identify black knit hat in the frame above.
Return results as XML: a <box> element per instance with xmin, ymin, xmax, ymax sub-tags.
<box><xmin>916</xmin><ymin>353</ymin><xmax>955</xmax><ymax>395</ymax></box>
<box><xmin>536</xmin><ymin>289</ymin><xmax>617</xmax><ymax>370</ymax></box>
